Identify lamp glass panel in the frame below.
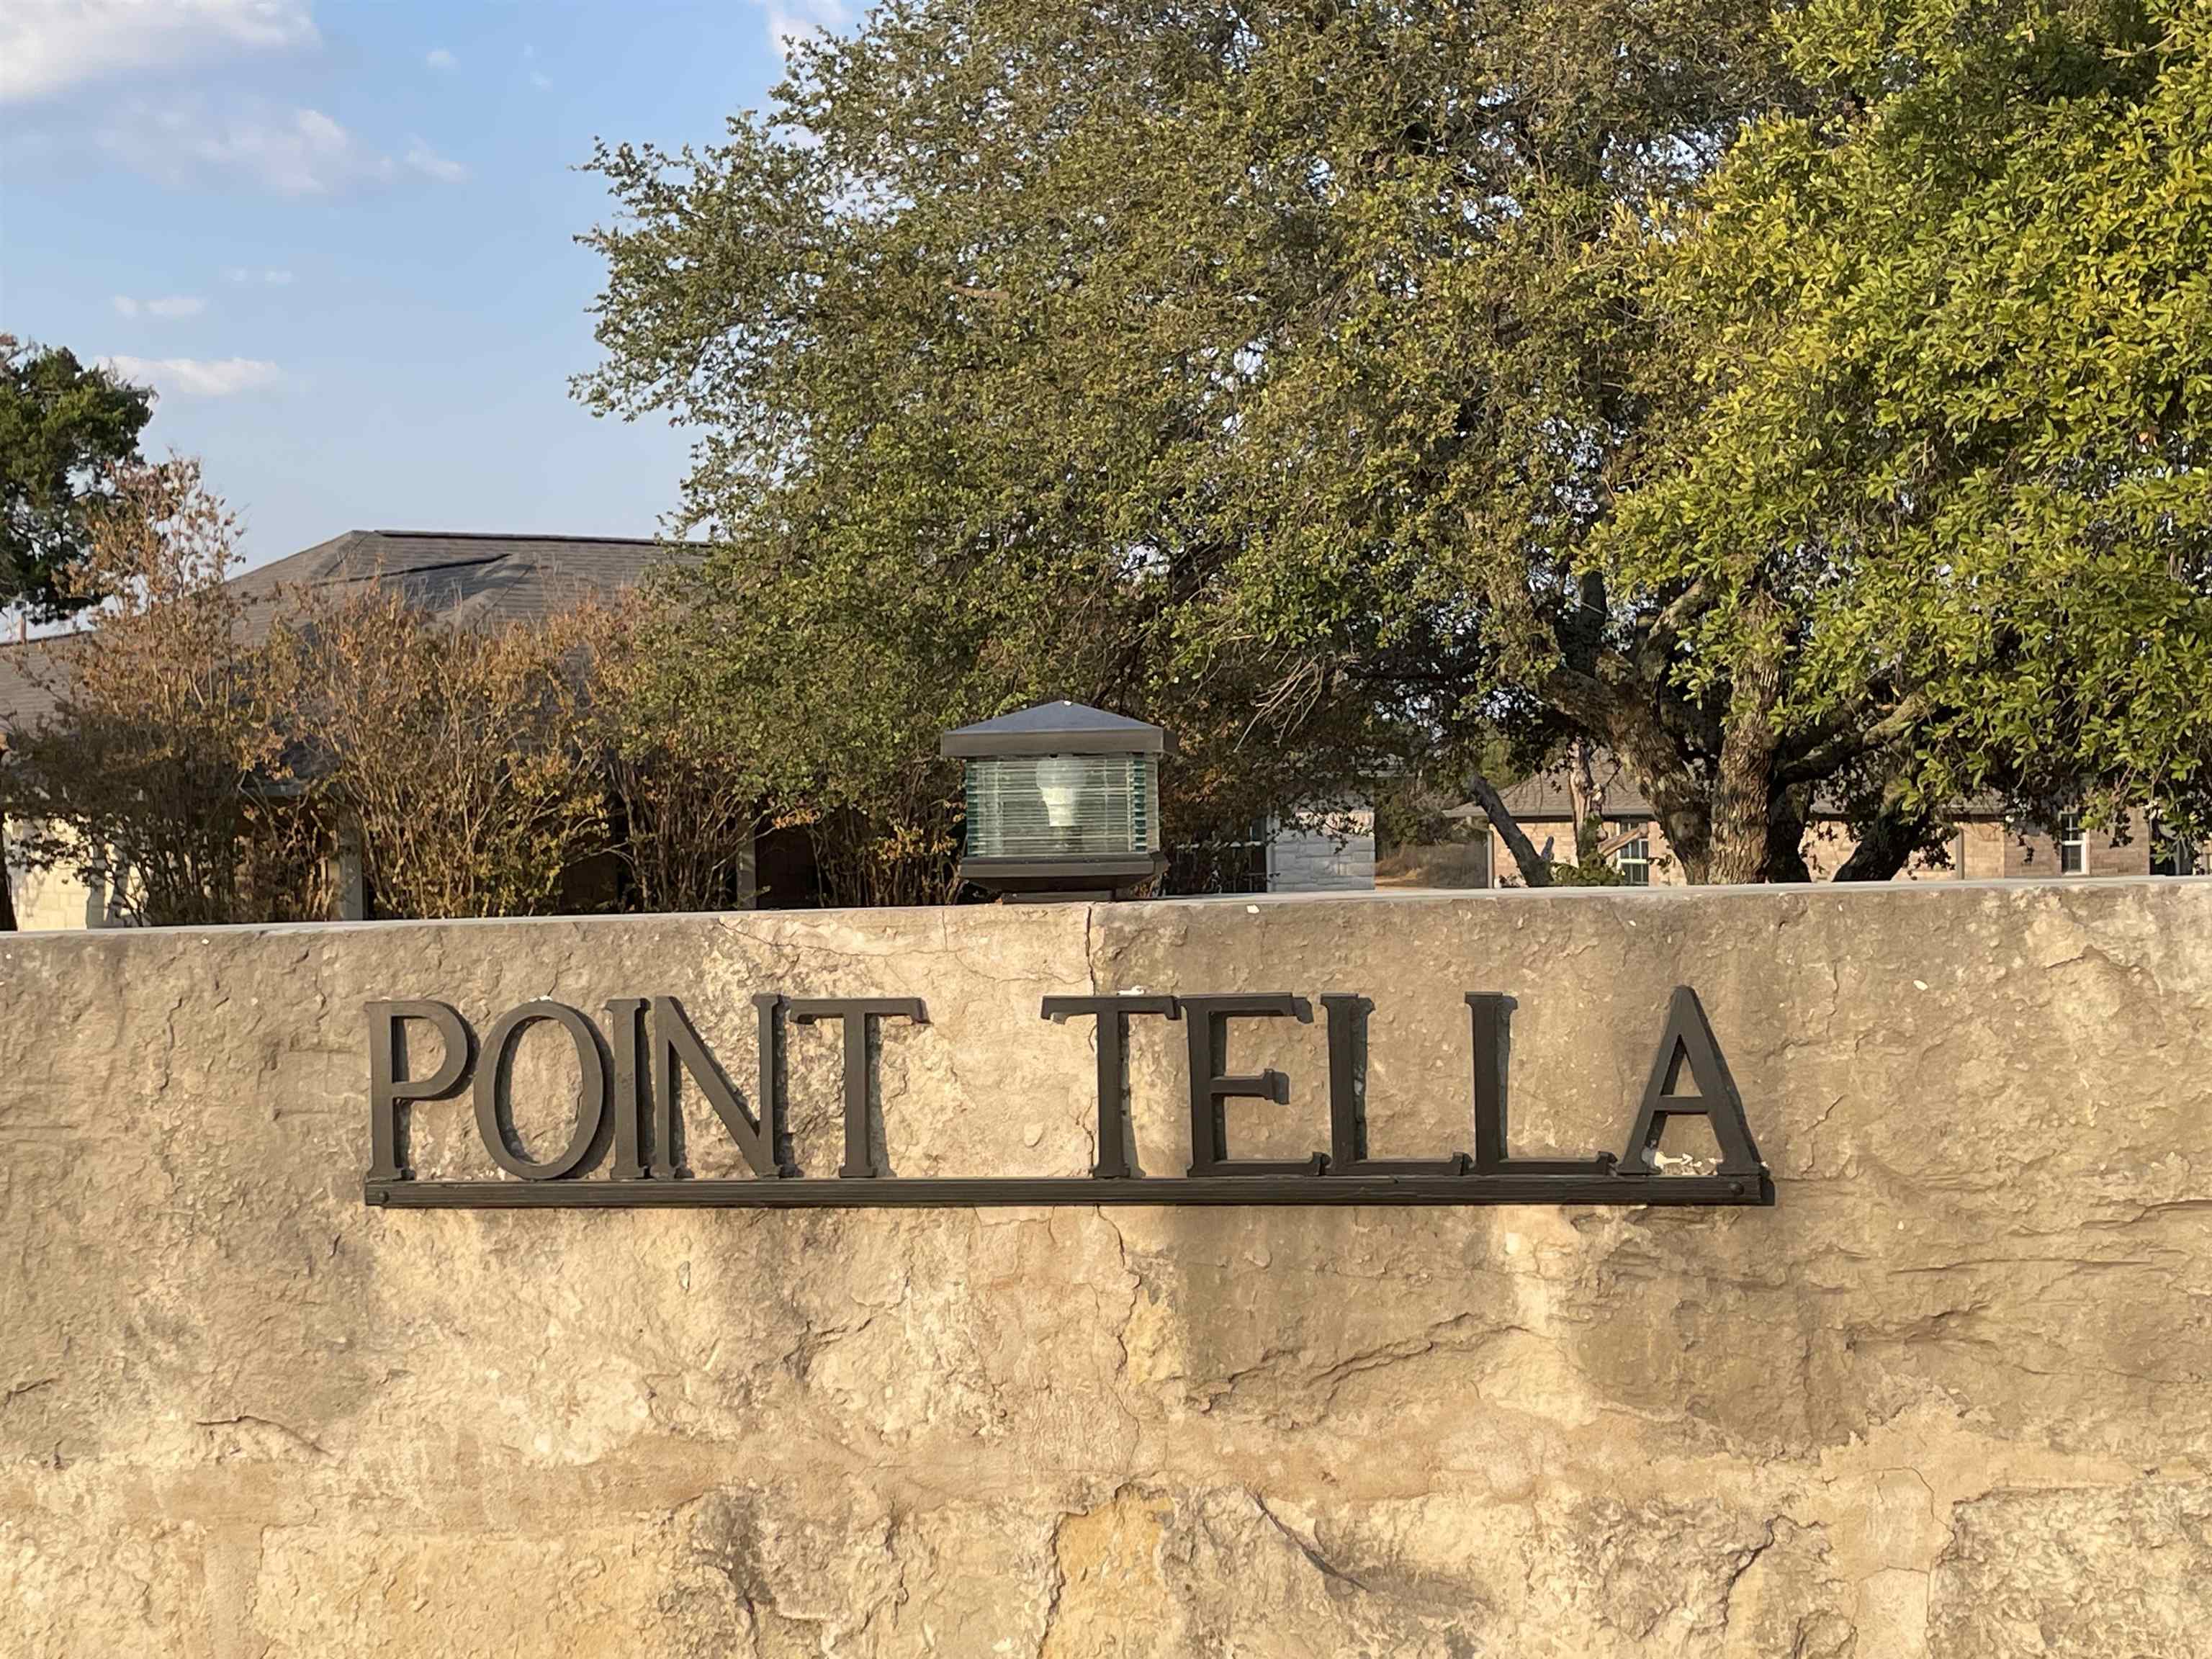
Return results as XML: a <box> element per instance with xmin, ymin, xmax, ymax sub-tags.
<box><xmin>965</xmin><ymin>754</ymin><xmax>1156</xmax><ymax>856</ymax></box>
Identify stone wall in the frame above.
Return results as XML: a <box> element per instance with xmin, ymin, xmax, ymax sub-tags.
<box><xmin>2</xmin><ymin>881</ymin><xmax>2208</xmax><ymax>1656</ymax></box>
<box><xmin>6</xmin><ymin>821</ymin><xmax>116</xmax><ymax>932</ymax></box>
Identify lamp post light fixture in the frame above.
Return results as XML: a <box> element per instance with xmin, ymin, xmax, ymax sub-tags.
<box><xmin>943</xmin><ymin>701</ymin><xmax>1173</xmax><ymax>900</ymax></box>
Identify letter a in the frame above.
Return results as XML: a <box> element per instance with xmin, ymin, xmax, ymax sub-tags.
<box><xmin>1618</xmin><ymin>986</ymin><xmax>1765</xmax><ymax>1177</ymax></box>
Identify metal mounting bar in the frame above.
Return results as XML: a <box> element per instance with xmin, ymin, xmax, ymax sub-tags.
<box><xmin>366</xmin><ymin>1172</ymin><xmax>1773</xmax><ymax>1209</ymax></box>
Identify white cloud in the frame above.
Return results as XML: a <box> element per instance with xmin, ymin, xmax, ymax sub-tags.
<box><xmin>529</xmin><ymin>71</ymin><xmax>553</xmax><ymax>91</ymax></box>
<box><xmin>755</xmin><ymin>0</ymin><xmax>849</xmax><ymax>61</ymax></box>
<box><xmin>99</xmin><ymin>355</ymin><xmax>282</xmax><ymax>397</ymax></box>
<box><xmin>225</xmin><ymin>266</ymin><xmax>293</xmax><ymax>285</ymax></box>
<box><xmin>101</xmin><ymin>99</ymin><xmax>390</xmax><ymax>194</ymax></box>
<box><xmin>112</xmin><ymin>295</ymin><xmax>207</xmax><ymax>318</ymax></box>
<box><xmin>403</xmin><ymin>138</ymin><xmax>467</xmax><ymax>184</ymax></box>
<box><xmin>2</xmin><ymin>0</ymin><xmax>319</xmax><ymax>105</ymax></box>
<box><xmin>426</xmin><ymin>48</ymin><xmax>456</xmax><ymax>72</ymax></box>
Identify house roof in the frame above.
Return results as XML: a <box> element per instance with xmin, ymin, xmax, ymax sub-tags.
<box><xmin>1493</xmin><ymin>758</ymin><xmax>1655</xmax><ymax>822</ymax></box>
<box><xmin>0</xmin><ymin>530</ymin><xmax>672</xmax><ymax>735</ymax></box>
<box><xmin>940</xmin><ymin>700</ymin><xmax>1175</xmax><ymax>757</ymax></box>
<box><xmin>226</xmin><ymin>529</ymin><xmax>667</xmax><ymax>630</ymax></box>
<box><xmin>1444</xmin><ymin>753</ymin><xmax>1655</xmax><ymax>824</ymax></box>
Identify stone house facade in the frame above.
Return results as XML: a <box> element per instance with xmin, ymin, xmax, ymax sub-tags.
<box><xmin>1471</xmin><ymin>754</ymin><xmax>2208</xmax><ymax>886</ymax></box>
<box><xmin>1264</xmin><ymin>805</ymin><xmax>1377</xmax><ymax>893</ymax></box>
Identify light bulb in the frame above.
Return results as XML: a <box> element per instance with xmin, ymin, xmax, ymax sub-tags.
<box><xmin>1037</xmin><ymin>754</ymin><xmax>1087</xmax><ymax>829</ymax></box>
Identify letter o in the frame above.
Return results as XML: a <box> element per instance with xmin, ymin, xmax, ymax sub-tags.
<box><xmin>474</xmin><ymin>1001</ymin><xmax>607</xmax><ymax>1180</ymax></box>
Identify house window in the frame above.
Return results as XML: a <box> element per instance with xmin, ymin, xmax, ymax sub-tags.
<box><xmin>2152</xmin><ymin>822</ymin><xmax>2203</xmax><ymax>877</ymax></box>
<box><xmin>1612</xmin><ymin>835</ymin><xmax>1652</xmax><ymax>886</ymax></box>
<box><xmin>2056</xmin><ymin>814</ymin><xmax>2087</xmax><ymax>875</ymax></box>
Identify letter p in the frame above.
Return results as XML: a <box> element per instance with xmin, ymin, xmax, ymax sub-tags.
<box><xmin>366</xmin><ymin>1000</ymin><xmax>475</xmax><ymax>1183</ymax></box>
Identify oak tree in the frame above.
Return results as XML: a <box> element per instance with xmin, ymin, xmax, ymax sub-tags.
<box><xmin>580</xmin><ymin>0</ymin><xmax>2209</xmax><ymax>884</ymax></box>
<box><xmin>0</xmin><ymin>338</ymin><xmax>154</xmax><ymax>621</ymax></box>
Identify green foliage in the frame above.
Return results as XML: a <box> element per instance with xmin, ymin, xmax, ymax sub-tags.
<box><xmin>591</xmin><ymin>595</ymin><xmax>773</xmax><ymax>912</ymax></box>
<box><xmin>581</xmin><ymin>0</ymin><xmax>2211</xmax><ymax>882</ymax></box>
<box><xmin>576</xmin><ymin>0</ymin><xmax>1790</xmax><ymax>889</ymax></box>
<box><xmin>1606</xmin><ymin>0</ymin><xmax>2212</xmax><ymax>838</ymax></box>
<box><xmin>0</xmin><ymin>338</ymin><xmax>153</xmax><ymax>621</ymax></box>
<box><xmin>1547</xmin><ymin>857</ymin><xmax>1627</xmax><ymax>888</ymax></box>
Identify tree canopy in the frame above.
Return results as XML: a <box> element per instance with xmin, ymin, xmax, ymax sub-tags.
<box><xmin>0</xmin><ymin>338</ymin><xmax>154</xmax><ymax>621</ymax></box>
<box><xmin>1608</xmin><ymin>0</ymin><xmax>2212</xmax><ymax>853</ymax></box>
<box><xmin>579</xmin><ymin>0</ymin><xmax>2212</xmax><ymax>883</ymax></box>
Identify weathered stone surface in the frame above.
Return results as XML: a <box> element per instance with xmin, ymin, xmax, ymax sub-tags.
<box><xmin>0</xmin><ymin>881</ymin><xmax>2206</xmax><ymax>1655</ymax></box>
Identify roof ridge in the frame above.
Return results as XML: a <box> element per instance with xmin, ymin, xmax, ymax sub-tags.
<box><xmin>365</xmin><ymin>530</ymin><xmax>667</xmax><ymax>545</ymax></box>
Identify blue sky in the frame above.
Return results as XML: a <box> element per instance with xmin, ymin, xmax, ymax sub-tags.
<box><xmin>2</xmin><ymin>1</ymin><xmax>835</xmax><ymax>568</ymax></box>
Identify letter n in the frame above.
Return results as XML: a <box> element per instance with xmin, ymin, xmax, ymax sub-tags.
<box><xmin>1619</xmin><ymin>986</ymin><xmax>1765</xmax><ymax>1177</ymax></box>
<box><xmin>649</xmin><ymin>995</ymin><xmax>789</xmax><ymax>1179</ymax></box>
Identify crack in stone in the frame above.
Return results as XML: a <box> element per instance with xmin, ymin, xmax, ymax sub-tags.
<box><xmin>1251</xmin><ymin>1493</ymin><xmax>1374</xmax><ymax>1597</ymax></box>
<box><xmin>194</xmin><ymin>1412</ymin><xmax>332</xmax><ymax>1459</ymax></box>
<box><xmin>1036</xmin><ymin>1507</ymin><xmax>1071</xmax><ymax>1656</ymax></box>
<box><xmin>1717</xmin><ymin>1518</ymin><xmax>1781</xmax><ymax>1634</ymax></box>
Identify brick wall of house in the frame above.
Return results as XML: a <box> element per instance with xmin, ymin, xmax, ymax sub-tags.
<box><xmin>1483</xmin><ymin>811</ymin><xmax>2212</xmax><ymax>886</ymax></box>
<box><xmin>2002</xmin><ymin>811</ymin><xmax>2161</xmax><ymax>879</ymax></box>
<box><xmin>1801</xmin><ymin>822</ymin><xmax>1965</xmax><ymax>883</ymax></box>
<box><xmin>1489</xmin><ymin>818</ymin><xmax>1686</xmax><ymax>886</ymax></box>
<box><xmin>1960</xmin><ymin>819</ymin><xmax>2008</xmax><ymax>879</ymax></box>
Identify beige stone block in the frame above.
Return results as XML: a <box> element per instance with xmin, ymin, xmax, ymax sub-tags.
<box><xmin>0</xmin><ymin>1500</ymin><xmax>216</xmax><ymax>1658</ymax></box>
<box><xmin>1928</xmin><ymin>1484</ymin><xmax>2212</xmax><ymax>1658</ymax></box>
<box><xmin>253</xmin><ymin>1524</ymin><xmax>669</xmax><ymax>1658</ymax></box>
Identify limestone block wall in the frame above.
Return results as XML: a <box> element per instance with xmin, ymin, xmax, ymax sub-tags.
<box><xmin>5</xmin><ymin>820</ymin><xmax>115</xmax><ymax>932</ymax></box>
<box><xmin>1</xmin><ymin>881</ymin><xmax>2208</xmax><ymax>1656</ymax></box>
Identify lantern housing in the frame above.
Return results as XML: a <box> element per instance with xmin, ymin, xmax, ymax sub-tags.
<box><xmin>942</xmin><ymin>702</ymin><xmax>1172</xmax><ymax>899</ymax></box>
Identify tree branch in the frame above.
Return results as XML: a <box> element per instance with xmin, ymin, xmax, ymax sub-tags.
<box><xmin>1461</xmin><ymin>768</ymin><xmax>1552</xmax><ymax>887</ymax></box>
<box><xmin>1776</xmin><ymin>697</ymin><xmax>1925</xmax><ymax>786</ymax></box>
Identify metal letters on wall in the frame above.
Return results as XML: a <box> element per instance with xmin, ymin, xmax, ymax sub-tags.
<box><xmin>363</xmin><ymin>986</ymin><xmax>1773</xmax><ymax>1210</ymax></box>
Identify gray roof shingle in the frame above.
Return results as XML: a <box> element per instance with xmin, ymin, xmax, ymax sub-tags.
<box><xmin>0</xmin><ymin>530</ymin><xmax>673</xmax><ymax>734</ymax></box>
<box><xmin>1444</xmin><ymin>752</ymin><xmax>1655</xmax><ymax>823</ymax></box>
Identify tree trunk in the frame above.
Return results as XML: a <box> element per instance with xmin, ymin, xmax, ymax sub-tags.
<box><xmin>1835</xmin><ymin>802</ymin><xmax>1941</xmax><ymax>881</ymax></box>
<box><xmin>1763</xmin><ymin>786</ymin><xmax>1813</xmax><ymax>884</ymax></box>
<box><xmin>1704</xmin><ymin>607</ymin><xmax>1784</xmax><ymax>885</ymax></box>
<box><xmin>1566</xmin><ymin>737</ymin><xmax>1599</xmax><ymax>863</ymax></box>
<box><xmin>0</xmin><ymin>814</ymin><xmax>16</xmax><ymax>932</ymax></box>
<box><xmin>1707</xmin><ymin>770</ymin><xmax>1774</xmax><ymax>882</ymax></box>
<box><xmin>1462</xmin><ymin>770</ymin><xmax>1551</xmax><ymax>887</ymax></box>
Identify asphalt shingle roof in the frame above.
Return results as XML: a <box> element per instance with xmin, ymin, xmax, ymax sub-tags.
<box><xmin>1442</xmin><ymin>752</ymin><xmax>1656</xmax><ymax>823</ymax></box>
<box><xmin>0</xmin><ymin>530</ymin><xmax>673</xmax><ymax>734</ymax></box>
<box><xmin>1487</xmin><ymin>757</ymin><xmax>1656</xmax><ymax>822</ymax></box>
